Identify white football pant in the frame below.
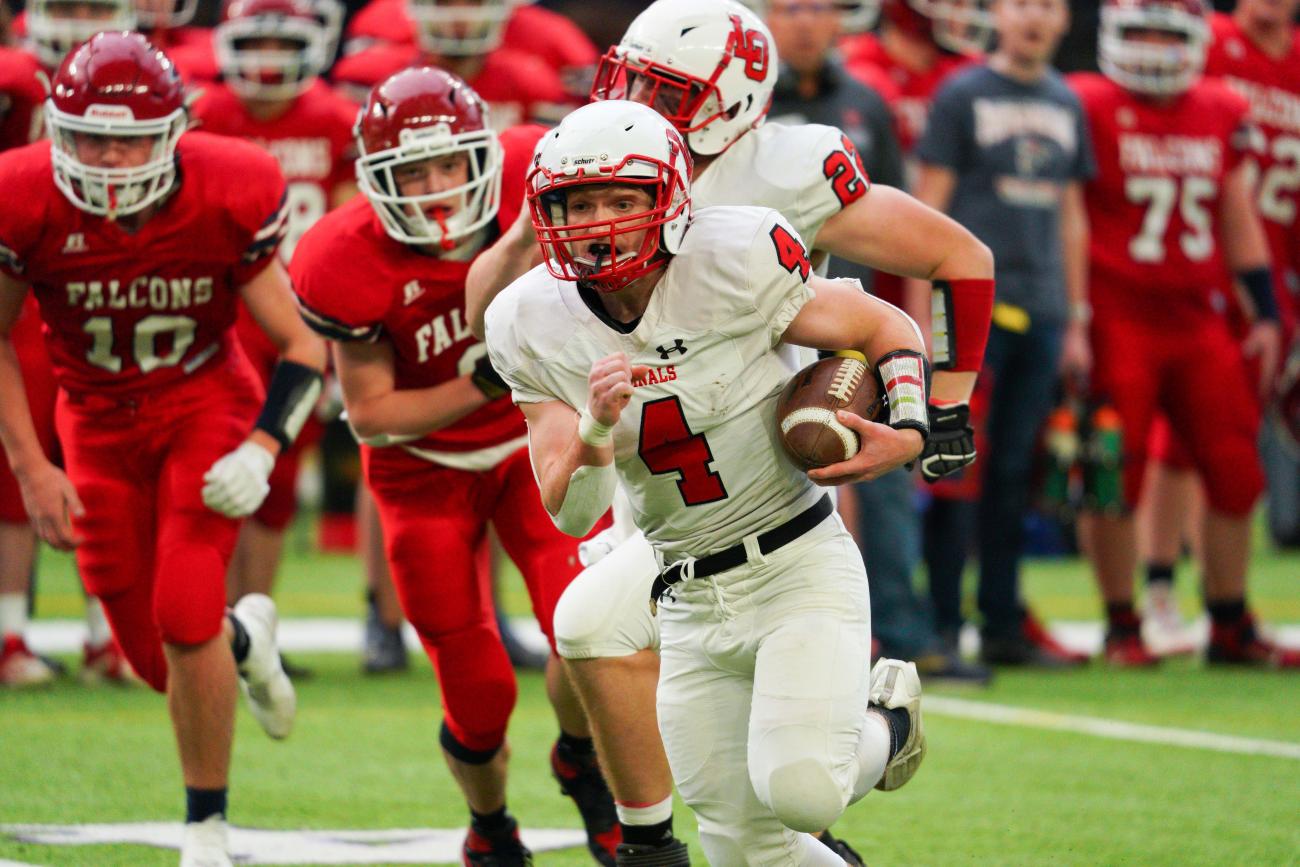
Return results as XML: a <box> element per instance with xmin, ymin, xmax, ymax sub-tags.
<box><xmin>656</xmin><ymin>515</ymin><xmax>888</xmax><ymax>866</ymax></box>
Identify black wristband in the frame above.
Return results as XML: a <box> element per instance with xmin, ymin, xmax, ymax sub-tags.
<box><xmin>255</xmin><ymin>359</ymin><xmax>324</xmax><ymax>452</ymax></box>
<box><xmin>1238</xmin><ymin>267</ymin><xmax>1279</xmax><ymax>321</ymax></box>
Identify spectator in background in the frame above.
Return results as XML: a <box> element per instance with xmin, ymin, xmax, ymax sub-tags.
<box><xmin>767</xmin><ymin>0</ymin><xmax>991</xmax><ymax>685</ymax></box>
<box><xmin>913</xmin><ymin>0</ymin><xmax>1094</xmax><ymax>666</ymax></box>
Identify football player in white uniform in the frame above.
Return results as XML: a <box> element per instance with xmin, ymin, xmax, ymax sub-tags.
<box><xmin>466</xmin><ymin>2</ymin><xmax>993</xmax><ymax>863</ymax></box>
<box><xmin>486</xmin><ymin>99</ymin><xmax>932</xmax><ymax>867</ymax></box>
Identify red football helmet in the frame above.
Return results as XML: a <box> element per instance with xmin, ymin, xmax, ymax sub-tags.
<box><xmin>880</xmin><ymin>0</ymin><xmax>994</xmax><ymax>55</ymax></box>
<box><xmin>528</xmin><ymin>101</ymin><xmax>692</xmax><ymax>293</ymax></box>
<box><xmin>355</xmin><ymin>67</ymin><xmax>503</xmax><ymax>249</ymax></box>
<box><xmin>46</xmin><ymin>31</ymin><xmax>187</xmax><ymax>219</ymax></box>
<box><xmin>1099</xmin><ymin>0</ymin><xmax>1210</xmax><ymax>97</ymax></box>
<box><xmin>1278</xmin><ymin>339</ymin><xmax>1300</xmax><ymax>451</ymax></box>
<box><xmin>215</xmin><ymin>0</ymin><xmax>340</xmax><ymax>100</ymax></box>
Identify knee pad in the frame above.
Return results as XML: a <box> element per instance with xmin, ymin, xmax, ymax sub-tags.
<box><xmin>761</xmin><ymin>758</ymin><xmax>845</xmax><ymax>834</ymax></box>
<box><xmin>554</xmin><ymin>532</ymin><xmax>659</xmax><ymax>660</ymax></box>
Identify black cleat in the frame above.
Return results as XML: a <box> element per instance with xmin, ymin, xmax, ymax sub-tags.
<box><xmin>818</xmin><ymin>829</ymin><xmax>866</xmax><ymax>866</ymax></box>
<box><xmin>462</xmin><ymin>820</ymin><xmax>533</xmax><ymax>867</ymax></box>
<box><xmin>551</xmin><ymin>740</ymin><xmax>620</xmax><ymax>866</ymax></box>
<box><xmin>615</xmin><ymin>837</ymin><xmax>691</xmax><ymax>866</ymax></box>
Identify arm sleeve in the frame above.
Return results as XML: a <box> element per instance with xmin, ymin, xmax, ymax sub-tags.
<box><xmin>914</xmin><ymin>78</ymin><xmax>971</xmax><ymax>171</ymax></box>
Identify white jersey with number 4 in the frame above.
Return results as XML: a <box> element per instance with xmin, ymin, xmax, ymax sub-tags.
<box><xmin>485</xmin><ymin>205</ymin><xmax>823</xmax><ymax>562</ymax></box>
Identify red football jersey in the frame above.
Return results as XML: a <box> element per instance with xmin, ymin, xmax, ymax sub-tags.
<box><xmin>192</xmin><ymin>79</ymin><xmax>358</xmax><ymax>261</ymax></box>
<box><xmin>344</xmin><ymin>0</ymin><xmax>597</xmax><ymax>78</ymax></box>
<box><xmin>1207</xmin><ymin>12</ymin><xmax>1300</xmax><ymax>328</ymax></box>
<box><xmin>840</xmin><ymin>33</ymin><xmax>972</xmax><ymax>152</ymax></box>
<box><xmin>166</xmin><ymin>35</ymin><xmax>220</xmax><ymax>85</ymax></box>
<box><xmin>0</xmin><ymin>47</ymin><xmax>46</xmax><ymax>152</ymax></box>
<box><xmin>291</xmin><ymin>124</ymin><xmax>544</xmax><ymax>457</ymax></box>
<box><xmin>331</xmin><ymin>44</ymin><xmax>569</xmax><ymax>127</ymax></box>
<box><xmin>1070</xmin><ymin>73</ymin><xmax>1251</xmax><ymax>322</ymax></box>
<box><xmin>0</xmin><ymin>133</ymin><xmax>288</xmax><ymax>397</ymax></box>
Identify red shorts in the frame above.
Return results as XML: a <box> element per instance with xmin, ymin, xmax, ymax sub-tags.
<box><xmin>363</xmin><ymin>444</ymin><xmax>584</xmax><ymax>751</ymax></box>
<box><xmin>1090</xmin><ymin>314</ymin><xmax>1262</xmax><ymax>515</ymax></box>
<box><xmin>57</xmin><ymin>355</ymin><xmax>262</xmax><ymax>692</ymax></box>
<box><xmin>0</xmin><ymin>304</ymin><xmax>59</xmax><ymax>523</ymax></box>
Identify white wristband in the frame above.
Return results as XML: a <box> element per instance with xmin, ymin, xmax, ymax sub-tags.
<box><xmin>578</xmin><ymin>407</ymin><xmax>614</xmax><ymax>447</ymax></box>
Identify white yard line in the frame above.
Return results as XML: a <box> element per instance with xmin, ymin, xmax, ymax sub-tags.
<box><xmin>927</xmin><ymin>696</ymin><xmax>1300</xmax><ymax>759</ymax></box>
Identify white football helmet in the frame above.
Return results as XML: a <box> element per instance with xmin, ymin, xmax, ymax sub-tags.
<box><xmin>528</xmin><ymin>100</ymin><xmax>692</xmax><ymax>291</ymax></box>
<box><xmin>27</xmin><ymin>0</ymin><xmax>137</xmax><ymax>69</ymax></box>
<box><xmin>1098</xmin><ymin>0</ymin><xmax>1209</xmax><ymax>97</ymax></box>
<box><xmin>591</xmin><ymin>0</ymin><xmax>778</xmax><ymax>157</ymax></box>
<box><xmin>406</xmin><ymin>0</ymin><xmax>516</xmax><ymax>57</ymax></box>
<box><xmin>135</xmin><ymin>0</ymin><xmax>200</xmax><ymax>30</ymax></box>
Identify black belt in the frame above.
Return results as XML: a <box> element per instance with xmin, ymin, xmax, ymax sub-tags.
<box><xmin>649</xmin><ymin>493</ymin><xmax>834</xmax><ymax>604</ymax></box>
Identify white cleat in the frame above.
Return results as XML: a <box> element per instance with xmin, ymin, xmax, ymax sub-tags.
<box><xmin>232</xmin><ymin>593</ymin><xmax>296</xmax><ymax>740</ymax></box>
<box><xmin>870</xmin><ymin>658</ymin><xmax>926</xmax><ymax>792</ymax></box>
<box><xmin>1141</xmin><ymin>583</ymin><xmax>1198</xmax><ymax>657</ymax></box>
<box><xmin>179</xmin><ymin>815</ymin><xmax>232</xmax><ymax>867</ymax></box>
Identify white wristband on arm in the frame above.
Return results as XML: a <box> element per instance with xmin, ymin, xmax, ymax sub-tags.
<box><xmin>578</xmin><ymin>407</ymin><xmax>614</xmax><ymax>447</ymax></box>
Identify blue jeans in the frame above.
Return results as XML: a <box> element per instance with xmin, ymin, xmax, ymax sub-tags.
<box><xmin>927</xmin><ymin>321</ymin><xmax>1064</xmax><ymax>640</ymax></box>
<box><xmin>853</xmin><ymin>466</ymin><xmax>934</xmax><ymax>658</ymax></box>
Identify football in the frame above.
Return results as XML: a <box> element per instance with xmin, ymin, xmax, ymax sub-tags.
<box><xmin>776</xmin><ymin>355</ymin><xmax>886</xmax><ymax>471</ymax></box>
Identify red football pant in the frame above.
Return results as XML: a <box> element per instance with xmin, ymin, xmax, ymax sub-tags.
<box><xmin>56</xmin><ymin>358</ymin><xmax>261</xmax><ymax>692</ymax></box>
<box><xmin>363</xmin><ymin>445</ymin><xmax>584</xmax><ymax>752</ymax></box>
<box><xmin>1090</xmin><ymin>314</ymin><xmax>1263</xmax><ymax>516</ymax></box>
<box><xmin>0</xmin><ymin>304</ymin><xmax>59</xmax><ymax>523</ymax></box>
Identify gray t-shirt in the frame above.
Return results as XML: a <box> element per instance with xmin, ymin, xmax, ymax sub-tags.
<box><xmin>917</xmin><ymin>64</ymin><xmax>1095</xmax><ymax>326</ymax></box>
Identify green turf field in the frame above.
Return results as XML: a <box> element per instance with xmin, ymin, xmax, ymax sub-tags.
<box><xmin>2</xmin><ymin>520</ymin><xmax>1298</xmax><ymax>866</ymax></box>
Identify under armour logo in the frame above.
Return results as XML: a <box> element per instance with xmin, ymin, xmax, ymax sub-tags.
<box><xmin>62</xmin><ymin>233</ymin><xmax>87</xmax><ymax>254</ymax></box>
<box><xmin>656</xmin><ymin>339</ymin><xmax>688</xmax><ymax>359</ymax></box>
<box><xmin>403</xmin><ymin>280</ymin><xmax>425</xmax><ymax>305</ymax></box>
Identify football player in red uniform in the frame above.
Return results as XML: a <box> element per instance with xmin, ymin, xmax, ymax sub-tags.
<box><xmin>342</xmin><ymin>0</ymin><xmax>598</xmax><ymax>92</ymax></box>
<box><xmin>1070</xmin><ymin>0</ymin><xmax>1296</xmax><ymax>668</ymax></box>
<box><xmin>840</xmin><ymin>0</ymin><xmax>988</xmax><ymax>153</ymax></box>
<box><xmin>193</xmin><ymin>0</ymin><xmax>357</xmax><ymax>611</ymax></box>
<box><xmin>292</xmin><ymin>67</ymin><xmax>618</xmax><ymax>866</ymax></box>
<box><xmin>0</xmin><ymin>0</ymin><xmax>140</xmax><ymax>686</ymax></box>
<box><xmin>0</xmin><ymin>33</ymin><xmax>327</xmax><ymax>865</ymax></box>
<box><xmin>329</xmin><ymin>0</ymin><xmax>572</xmax><ymax>126</ymax></box>
<box><xmin>1136</xmin><ymin>0</ymin><xmax>1300</xmax><ymax>654</ymax></box>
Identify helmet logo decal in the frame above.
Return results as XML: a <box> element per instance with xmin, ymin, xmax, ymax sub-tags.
<box><xmin>725</xmin><ymin>14</ymin><xmax>770</xmax><ymax>83</ymax></box>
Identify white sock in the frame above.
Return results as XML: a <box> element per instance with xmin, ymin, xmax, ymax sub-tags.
<box><xmin>84</xmin><ymin>597</ymin><xmax>113</xmax><ymax>646</ymax></box>
<box><xmin>0</xmin><ymin>592</ymin><xmax>28</xmax><ymax>639</ymax></box>
<box><xmin>616</xmin><ymin>794</ymin><xmax>674</xmax><ymax>827</ymax></box>
<box><xmin>849</xmin><ymin>711</ymin><xmax>892</xmax><ymax>805</ymax></box>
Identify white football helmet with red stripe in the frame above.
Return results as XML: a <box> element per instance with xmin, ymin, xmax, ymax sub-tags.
<box><xmin>591</xmin><ymin>0</ymin><xmax>777</xmax><ymax>157</ymax></box>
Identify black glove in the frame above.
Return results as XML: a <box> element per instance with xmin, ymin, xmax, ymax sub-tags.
<box><xmin>470</xmin><ymin>354</ymin><xmax>510</xmax><ymax>400</ymax></box>
<box><xmin>919</xmin><ymin>402</ymin><xmax>976</xmax><ymax>483</ymax></box>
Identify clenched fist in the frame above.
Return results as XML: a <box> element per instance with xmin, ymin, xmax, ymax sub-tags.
<box><xmin>587</xmin><ymin>353</ymin><xmax>647</xmax><ymax>427</ymax></box>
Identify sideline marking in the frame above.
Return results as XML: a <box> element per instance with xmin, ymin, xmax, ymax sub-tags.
<box><xmin>0</xmin><ymin>824</ymin><xmax>587</xmax><ymax>865</ymax></box>
<box><xmin>927</xmin><ymin>696</ymin><xmax>1300</xmax><ymax>760</ymax></box>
